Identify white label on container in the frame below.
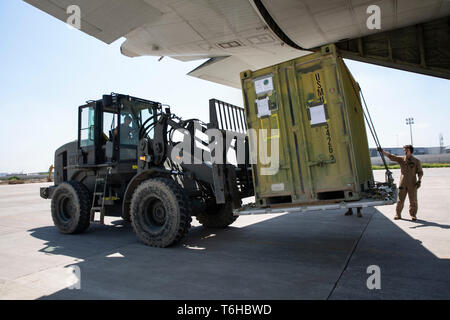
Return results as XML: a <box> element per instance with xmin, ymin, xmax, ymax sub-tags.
<box><xmin>271</xmin><ymin>183</ymin><xmax>285</xmax><ymax>192</ymax></box>
<box><xmin>256</xmin><ymin>97</ymin><xmax>270</xmax><ymax>118</ymax></box>
<box><xmin>310</xmin><ymin>104</ymin><xmax>327</xmax><ymax>126</ymax></box>
<box><xmin>254</xmin><ymin>76</ymin><xmax>273</xmax><ymax>95</ymax></box>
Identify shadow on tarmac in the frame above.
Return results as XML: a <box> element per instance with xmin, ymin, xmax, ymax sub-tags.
<box><xmin>409</xmin><ymin>219</ymin><xmax>450</xmax><ymax>230</ymax></box>
<box><xmin>28</xmin><ymin>208</ymin><xmax>450</xmax><ymax>299</ymax></box>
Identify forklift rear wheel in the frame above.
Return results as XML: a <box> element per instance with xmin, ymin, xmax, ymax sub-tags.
<box><xmin>51</xmin><ymin>181</ymin><xmax>91</xmax><ymax>234</ymax></box>
<box><xmin>196</xmin><ymin>203</ymin><xmax>238</xmax><ymax>228</ymax></box>
<box><xmin>130</xmin><ymin>177</ymin><xmax>192</xmax><ymax>247</ymax></box>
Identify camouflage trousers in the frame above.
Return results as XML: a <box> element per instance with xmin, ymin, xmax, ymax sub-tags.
<box><xmin>396</xmin><ymin>186</ymin><xmax>418</xmax><ymax>217</ymax></box>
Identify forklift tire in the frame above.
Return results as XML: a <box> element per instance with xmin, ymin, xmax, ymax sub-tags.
<box><xmin>196</xmin><ymin>203</ymin><xmax>238</xmax><ymax>228</ymax></box>
<box><xmin>51</xmin><ymin>181</ymin><xmax>91</xmax><ymax>234</ymax></box>
<box><xmin>130</xmin><ymin>177</ymin><xmax>192</xmax><ymax>247</ymax></box>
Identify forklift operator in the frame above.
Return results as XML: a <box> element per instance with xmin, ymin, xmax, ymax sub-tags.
<box><xmin>114</xmin><ymin>115</ymin><xmax>136</xmax><ymax>144</ymax></box>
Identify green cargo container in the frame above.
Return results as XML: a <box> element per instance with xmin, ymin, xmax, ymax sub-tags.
<box><xmin>240</xmin><ymin>44</ymin><xmax>374</xmax><ymax>208</ymax></box>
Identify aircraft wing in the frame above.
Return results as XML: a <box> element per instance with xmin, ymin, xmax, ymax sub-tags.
<box><xmin>24</xmin><ymin>0</ymin><xmax>450</xmax><ymax>87</ymax></box>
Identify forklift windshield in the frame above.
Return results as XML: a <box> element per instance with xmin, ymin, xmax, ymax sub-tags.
<box><xmin>114</xmin><ymin>98</ymin><xmax>158</xmax><ymax>161</ymax></box>
<box><xmin>117</xmin><ymin>113</ymin><xmax>139</xmax><ymax>145</ymax></box>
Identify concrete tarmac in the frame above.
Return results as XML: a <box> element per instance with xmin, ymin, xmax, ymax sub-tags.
<box><xmin>0</xmin><ymin>168</ymin><xmax>449</xmax><ymax>299</ymax></box>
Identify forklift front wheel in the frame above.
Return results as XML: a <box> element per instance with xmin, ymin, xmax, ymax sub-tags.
<box><xmin>130</xmin><ymin>178</ymin><xmax>192</xmax><ymax>247</ymax></box>
<box><xmin>51</xmin><ymin>181</ymin><xmax>91</xmax><ymax>234</ymax></box>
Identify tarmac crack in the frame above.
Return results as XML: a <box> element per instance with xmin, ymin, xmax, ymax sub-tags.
<box><xmin>326</xmin><ymin>210</ymin><xmax>375</xmax><ymax>300</ymax></box>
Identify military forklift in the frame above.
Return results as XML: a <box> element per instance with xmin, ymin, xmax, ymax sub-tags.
<box><xmin>40</xmin><ymin>93</ymin><xmax>253</xmax><ymax>247</ymax></box>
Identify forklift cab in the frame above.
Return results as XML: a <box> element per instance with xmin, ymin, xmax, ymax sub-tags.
<box><xmin>78</xmin><ymin>93</ymin><xmax>161</xmax><ymax>166</ymax></box>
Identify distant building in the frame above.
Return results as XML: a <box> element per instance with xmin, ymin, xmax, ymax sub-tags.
<box><xmin>369</xmin><ymin>146</ymin><xmax>443</xmax><ymax>157</ymax></box>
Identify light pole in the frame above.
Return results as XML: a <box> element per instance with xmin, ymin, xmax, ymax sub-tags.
<box><xmin>406</xmin><ymin>117</ymin><xmax>414</xmax><ymax>145</ymax></box>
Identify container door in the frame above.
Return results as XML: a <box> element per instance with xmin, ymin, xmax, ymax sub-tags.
<box><xmin>294</xmin><ymin>57</ymin><xmax>356</xmax><ymax>200</ymax></box>
<box><xmin>243</xmin><ymin>71</ymin><xmax>294</xmax><ymax>205</ymax></box>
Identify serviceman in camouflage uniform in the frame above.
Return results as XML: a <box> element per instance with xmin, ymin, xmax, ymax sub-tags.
<box><xmin>377</xmin><ymin>145</ymin><xmax>423</xmax><ymax>221</ymax></box>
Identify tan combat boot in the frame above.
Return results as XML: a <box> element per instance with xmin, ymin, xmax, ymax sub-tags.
<box><xmin>357</xmin><ymin>208</ymin><xmax>362</xmax><ymax>218</ymax></box>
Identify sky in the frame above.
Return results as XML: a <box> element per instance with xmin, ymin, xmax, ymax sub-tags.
<box><xmin>0</xmin><ymin>0</ymin><xmax>449</xmax><ymax>173</ymax></box>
